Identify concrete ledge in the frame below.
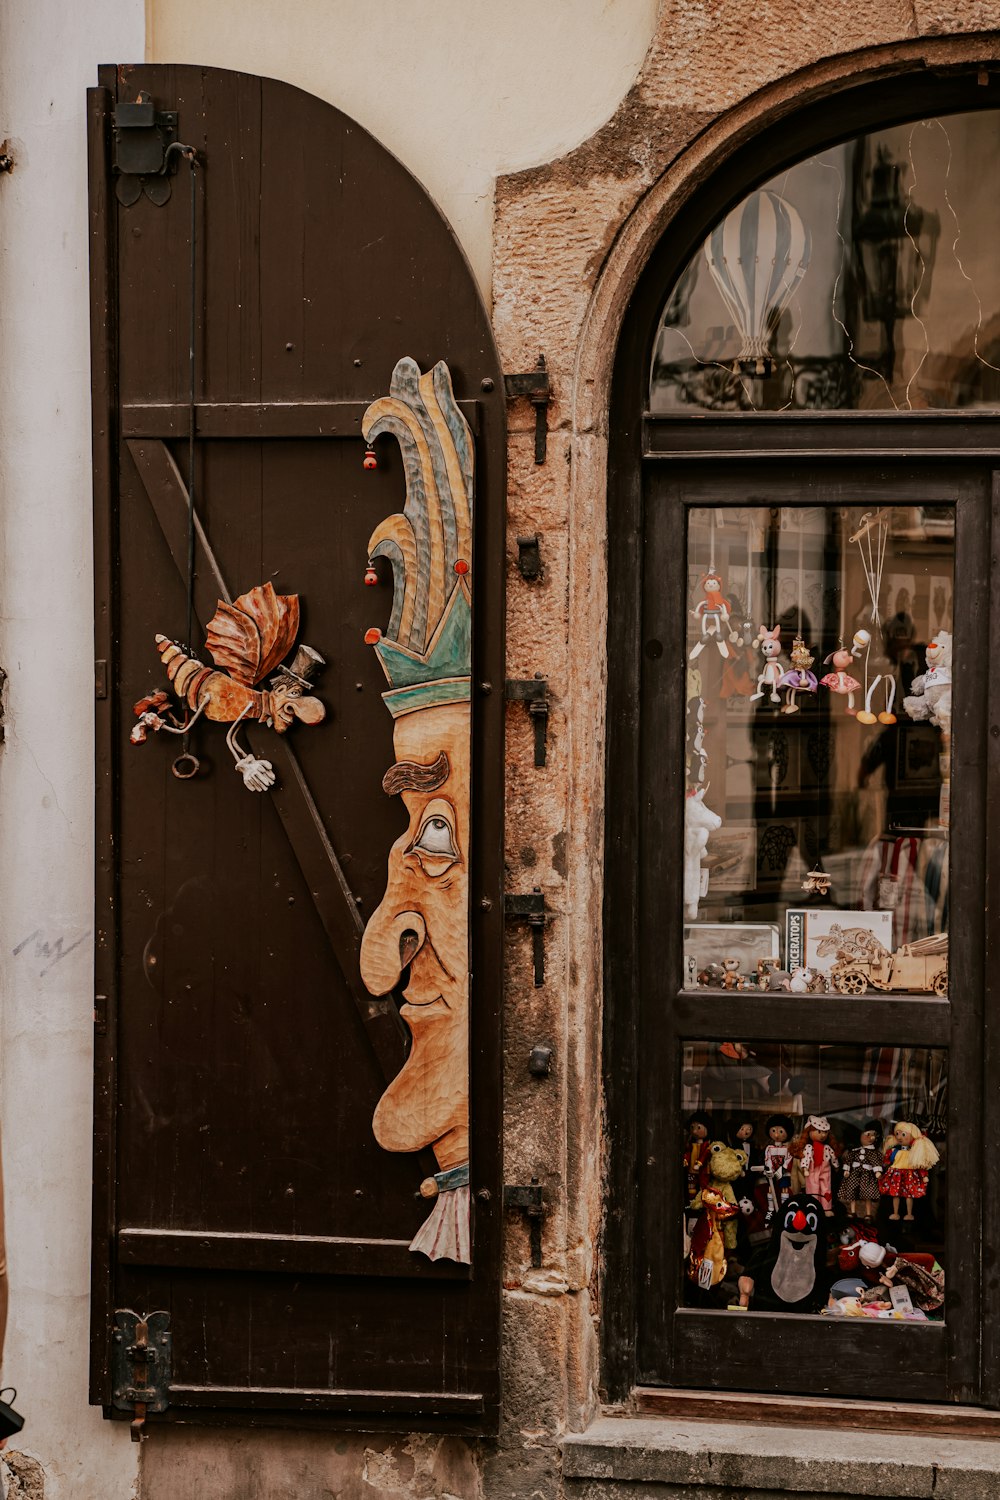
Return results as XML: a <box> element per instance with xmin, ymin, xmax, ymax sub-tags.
<box><xmin>562</xmin><ymin>1417</ymin><xmax>1000</xmax><ymax>1499</ymax></box>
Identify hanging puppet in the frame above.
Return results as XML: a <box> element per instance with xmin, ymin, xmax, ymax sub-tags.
<box><xmin>851</xmin><ymin>510</ymin><xmax>896</xmax><ymax>725</ymax></box>
<box><xmin>690</xmin><ymin>570</ymin><xmax>736</xmax><ymax>660</ymax></box>
<box><xmin>791</xmin><ymin>1114</ymin><xmax>839</xmax><ymax>1217</ymax></box>
<box><xmin>749</xmin><ymin>624</ymin><xmax>785</xmax><ymax>704</ymax></box>
<box><xmin>779</xmin><ymin>635</ymin><xmax>817</xmax><ymax>714</ymax></box>
<box><xmin>130</xmin><ymin>583</ymin><xmax>326</xmax><ymax>790</ymax></box>
<box><xmin>683</xmin><ymin>786</ymin><xmax>722</xmax><ymax>920</ymax></box>
<box><xmin>838</xmin><ymin>1122</ymin><xmax>883</xmax><ymax>1220</ymax></box>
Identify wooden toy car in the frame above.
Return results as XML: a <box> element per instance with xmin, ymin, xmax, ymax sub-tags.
<box><xmin>830</xmin><ymin>933</ymin><xmax>948</xmax><ymax>996</ymax></box>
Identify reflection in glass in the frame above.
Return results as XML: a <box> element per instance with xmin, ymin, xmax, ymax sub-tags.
<box><xmin>650</xmin><ymin>111</ymin><xmax>1000</xmax><ymax>412</ymax></box>
<box><xmin>681</xmin><ymin>1041</ymin><xmax>947</xmax><ymax>1321</ymax></box>
<box><xmin>683</xmin><ymin>506</ymin><xmax>951</xmax><ymax>996</ymax></box>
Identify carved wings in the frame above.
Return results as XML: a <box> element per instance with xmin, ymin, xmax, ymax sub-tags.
<box><xmin>205</xmin><ymin>583</ymin><xmax>301</xmax><ymax>686</ymax></box>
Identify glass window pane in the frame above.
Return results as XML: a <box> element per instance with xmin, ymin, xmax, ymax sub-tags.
<box><xmin>682</xmin><ymin>1041</ymin><xmax>947</xmax><ymax>1321</ymax></box>
<box><xmin>651</xmin><ymin>110</ymin><xmax>1000</xmax><ymax>412</ymax></box>
<box><xmin>684</xmin><ymin>505</ymin><xmax>951</xmax><ymax>996</ymax></box>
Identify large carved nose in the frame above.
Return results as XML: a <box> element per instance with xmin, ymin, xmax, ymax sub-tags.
<box><xmin>360</xmin><ymin>907</ymin><xmax>426</xmax><ymax>995</ymax></box>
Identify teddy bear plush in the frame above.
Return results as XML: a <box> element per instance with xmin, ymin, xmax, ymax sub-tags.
<box><xmin>903</xmin><ymin>631</ymin><xmax>952</xmax><ymax>731</ymax></box>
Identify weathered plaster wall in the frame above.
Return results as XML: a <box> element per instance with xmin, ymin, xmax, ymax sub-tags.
<box><xmin>145</xmin><ymin>0</ymin><xmax>660</xmax><ymax>299</ymax></box>
<box><xmin>0</xmin><ymin>0</ymin><xmax>145</xmax><ymax>1496</ymax></box>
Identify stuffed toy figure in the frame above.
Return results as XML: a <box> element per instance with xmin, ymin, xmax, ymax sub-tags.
<box><xmin>690</xmin><ymin>1140</ymin><xmax>749</xmax><ymax>1252</ymax></box>
<box><xmin>903</xmin><ymin>631</ymin><xmax>952</xmax><ymax>731</ymax></box>
<box><xmin>738</xmin><ymin>1194</ymin><xmax>829</xmax><ymax>1312</ymax></box>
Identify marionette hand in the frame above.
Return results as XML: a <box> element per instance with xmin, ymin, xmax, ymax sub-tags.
<box><xmin>234</xmin><ymin>753</ymin><xmax>276</xmax><ymax>792</ymax></box>
<box><xmin>737</xmin><ymin>1275</ymin><xmax>754</xmax><ymax>1309</ymax></box>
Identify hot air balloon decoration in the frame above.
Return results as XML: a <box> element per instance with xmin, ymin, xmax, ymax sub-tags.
<box><xmin>704</xmin><ymin>189</ymin><xmax>811</xmax><ymax>376</ymax></box>
<box><xmin>130</xmin><ymin>582</ymin><xmax>326</xmax><ymax>791</ymax></box>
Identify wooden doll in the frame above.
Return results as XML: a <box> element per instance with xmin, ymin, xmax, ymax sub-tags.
<box><xmin>837</xmin><ymin>1121</ymin><xmax>882</xmax><ymax>1220</ymax></box>
<box><xmin>792</xmin><ymin>1114</ymin><xmax>838</xmax><ymax>1217</ymax></box>
<box><xmin>879</xmin><ymin>1120</ymin><xmax>940</xmax><ymax>1221</ymax></box>
<box><xmin>757</xmin><ymin>1113</ymin><xmax>794</xmax><ymax>1224</ymax></box>
<box><xmin>683</xmin><ymin>1112</ymin><xmax>714</xmax><ymax>1203</ymax></box>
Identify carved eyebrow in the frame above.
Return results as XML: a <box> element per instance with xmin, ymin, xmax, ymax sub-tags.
<box><xmin>382</xmin><ymin>751</ymin><xmax>450</xmax><ymax>797</ymax></box>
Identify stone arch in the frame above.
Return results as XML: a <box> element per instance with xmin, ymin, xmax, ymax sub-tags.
<box><xmin>492</xmin><ymin>22</ymin><xmax>1000</xmax><ymax>1423</ymax></box>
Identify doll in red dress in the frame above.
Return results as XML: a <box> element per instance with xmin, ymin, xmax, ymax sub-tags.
<box><xmin>792</xmin><ymin>1114</ymin><xmax>839</xmax><ymax>1217</ymax></box>
<box><xmin>879</xmin><ymin>1120</ymin><xmax>939</xmax><ymax>1221</ymax></box>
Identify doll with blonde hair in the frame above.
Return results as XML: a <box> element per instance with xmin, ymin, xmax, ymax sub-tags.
<box><xmin>879</xmin><ymin>1121</ymin><xmax>940</xmax><ymax>1222</ymax></box>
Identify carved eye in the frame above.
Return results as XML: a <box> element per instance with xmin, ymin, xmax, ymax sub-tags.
<box><xmin>414</xmin><ymin>816</ymin><xmax>457</xmax><ymax>858</ymax></box>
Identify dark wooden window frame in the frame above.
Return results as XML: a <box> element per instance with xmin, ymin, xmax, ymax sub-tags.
<box><xmin>603</xmin><ymin>67</ymin><xmax>1000</xmax><ymax>1415</ymax></box>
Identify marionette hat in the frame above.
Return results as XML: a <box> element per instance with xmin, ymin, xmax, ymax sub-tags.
<box><xmin>362</xmin><ymin>357</ymin><xmax>474</xmax><ymax>720</ymax></box>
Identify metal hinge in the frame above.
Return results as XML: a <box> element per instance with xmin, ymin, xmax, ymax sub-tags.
<box><xmin>504</xmin><ymin>888</ymin><xmax>546</xmax><ymax>986</ymax></box>
<box><xmin>504</xmin><ymin>356</ymin><xmax>551</xmax><ymax>464</ymax></box>
<box><xmin>505</xmin><ymin>675</ymin><xmax>549</xmax><ymax>767</ymax></box>
<box><xmin>516</xmin><ymin>533</ymin><xmax>542</xmax><ymax>582</ymax></box>
<box><xmin>113</xmin><ymin>91</ymin><xmax>180</xmax><ymax>206</ymax></box>
<box><xmin>112</xmin><ymin>1309</ymin><xmax>172</xmax><ymax>1440</ymax></box>
<box><xmin>503</xmin><ymin>1179</ymin><xmax>545</xmax><ymax>1268</ymax></box>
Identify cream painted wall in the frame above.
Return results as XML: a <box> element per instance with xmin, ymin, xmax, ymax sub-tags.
<box><xmin>0</xmin><ymin>0</ymin><xmax>145</xmax><ymax>1495</ymax></box>
<box><xmin>146</xmin><ymin>0</ymin><xmax>659</xmax><ymax>297</ymax></box>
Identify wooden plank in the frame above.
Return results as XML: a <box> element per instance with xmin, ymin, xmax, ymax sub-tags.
<box><xmin>671</xmin><ymin>1308</ymin><xmax>947</xmax><ymax>1401</ymax></box>
<box><xmin>118</xmin><ymin>1228</ymin><xmax>470</xmax><ymax>1280</ymax></box>
<box><xmin>671</xmin><ymin>992</ymin><xmax>951</xmax><ymax>1046</ymax></box>
<box><xmin>121</xmin><ymin>399</ymin><xmax>478</xmax><ymax>439</ymax></box>
<box><xmin>168</xmin><ymin>1385</ymin><xmax>484</xmax><ymax>1415</ymax></box>
<box><xmin>635</xmin><ymin>1387</ymin><xmax>1000</xmax><ymax>1437</ymax></box>
<box><xmin>87</xmin><ymin>75</ymin><xmax>118</xmax><ymax>1411</ymax></box>
<box><xmin>124</xmin><ymin>436</ymin><xmax>411</xmax><ymax>1085</ymax></box>
<box><xmin>982</xmin><ymin>471</ymin><xmax>1000</xmax><ymax>1408</ymax></box>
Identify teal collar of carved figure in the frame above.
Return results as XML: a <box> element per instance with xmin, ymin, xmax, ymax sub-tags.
<box><xmin>434</xmin><ymin>1164</ymin><xmax>469</xmax><ymax>1193</ymax></box>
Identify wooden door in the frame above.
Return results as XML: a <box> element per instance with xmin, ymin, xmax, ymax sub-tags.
<box><xmin>88</xmin><ymin>64</ymin><xmax>504</xmax><ymax>1433</ymax></box>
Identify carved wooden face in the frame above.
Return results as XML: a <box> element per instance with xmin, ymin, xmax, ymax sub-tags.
<box><xmin>361</xmin><ymin>701</ymin><xmax>470</xmax><ymax>1171</ymax></box>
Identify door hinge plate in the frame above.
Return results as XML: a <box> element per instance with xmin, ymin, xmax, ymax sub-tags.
<box><xmin>504</xmin><ymin>888</ymin><xmax>547</xmax><ymax>986</ymax></box>
<box><xmin>505</xmin><ymin>676</ymin><xmax>549</xmax><ymax>767</ymax></box>
<box><xmin>112</xmin><ymin>1308</ymin><xmax>172</xmax><ymax>1438</ymax></box>
<box><xmin>504</xmin><ymin>357</ymin><xmax>551</xmax><ymax>464</ymax></box>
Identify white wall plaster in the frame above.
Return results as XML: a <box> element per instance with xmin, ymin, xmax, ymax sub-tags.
<box><xmin>0</xmin><ymin>0</ymin><xmax>145</xmax><ymax>1495</ymax></box>
<box><xmin>145</xmin><ymin>0</ymin><xmax>660</xmax><ymax>298</ymax></box>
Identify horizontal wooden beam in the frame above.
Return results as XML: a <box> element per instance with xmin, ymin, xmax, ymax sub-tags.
<box><xmin>635</xmin><ymin>1386</ymin><xmax>1000</xmax><ymax>1439</ymax></box>
<box><xmin>118</xmin><ymin>1226</ymin><xmax>470</xmax><ymax>1281</ymax></box>
<box><xmin>122</xmin><ymin>399</ymin><xmax>478</xmax><ymax>439</ymax></box>
<box><xmin>167</xmin><ymin>1384</ymin><xmax>484</xmax><ymax>1414</ymax></box>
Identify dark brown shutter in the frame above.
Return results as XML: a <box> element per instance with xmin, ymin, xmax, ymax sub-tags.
<box><xmin>88</xmin><ymin>64</ymin><xmax>504</xmax><ymax>1433</ymax></box>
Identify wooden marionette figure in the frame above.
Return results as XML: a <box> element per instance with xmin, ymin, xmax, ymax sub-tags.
<box><xmin>749</xmin><ymin>624</ymin><xmax>784</xmax><ymax>703</ymax></box>
<box><xmin>757</xmin><ymin>1112</ymin><xmax>794</xmax><ymax>1224</ymax></box>
<box><xmin>820</xmin><ymin>631</ymin><xmax>868</xmax><ymax>715</ymax></box>
<box><xmin>792</xmin><ymin>1114</ymin><xmax>839</xmax><ymax>1217</ymax></box>
<box><xmin>879</xmin><ymin>1120</ymin><xmax>940</xmax><ymax>1222</ymax></box>
<box><xmin>690</xmin><ymin>570</ymin><xmax>736</xmax><ymax>660</ymax></box>
<box><xmin>838</xmin><ymin>1121</ymin><xmax>883</xmax><ymax>1220</ymax></box>
<box><xmin>684</xmin><ymin>1111</ymin><xmax>714</xmax><ymax>1204</ymax></box>
<box><xmin>778</xmin><ymin>636</ymin><xmax>817</xmax><ymax>715</ymax></box>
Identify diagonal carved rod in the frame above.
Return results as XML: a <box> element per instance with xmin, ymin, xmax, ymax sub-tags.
<box><xmin>125</xmin><ymin>438</ymin><xmax>411</xmax><ymax>1085</ymax></box>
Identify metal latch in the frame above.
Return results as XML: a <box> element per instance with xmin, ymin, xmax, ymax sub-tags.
<box><xmin>506</xmin><ymin>675</ymin><xmax>549</xmax><ymax>767</ymax></box>
<box><xmin>504</xmin><ymin>888</ymin><xmax>546</xmax><ymax>986</ymax></box>
<box><xmin>503</xmin><ymin>1179</ymin><xmax>545</xmax><ymax>1268</ymax></box>
<box><xmin>113</xmin><ymin>91</ymin><xmax>181</xmax><ymax>206</ymax></box>
<box><xmin>504</xmin><ymin>356</ymin><xmax>551</xmax><ymax>464</ymax></box>
<box><xmin>112</xmin><ymin>1309</ymin><xmax>172</xmax><ymax>1440</ymax></box>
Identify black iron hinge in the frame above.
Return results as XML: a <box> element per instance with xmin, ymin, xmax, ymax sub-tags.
<box><xmin>112</xmin><ymin>1309</ymin><xmax>171</xmax><ymax>1440</ymax></box>
<box><xmin>504</xmin><ymin>888</ymin><xmax>546</xmax><ymax>986</ymax></box>
<box><xmin>504</xmin><ymin>356</ymin><xmax>551</xmax><ymax>464</ymax></box>
<box><xmin>506</xmin><ymin>675</ymin><xmax>549</xmax><ymax>767</ymax></box>
<box><xmin>503</xmin><ymin>1179</ymin><xmax>545</xmax><ymax>1268</ymax></box>
<box><xmin>516</xmin><ymin>533</ymin><xmax>542</xmax><ymax>582</ymax></box>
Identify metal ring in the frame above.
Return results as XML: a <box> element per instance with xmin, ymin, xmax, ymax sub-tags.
<box><xmin>171</xmin><ymin>753</ymin><xmax>201</xmax><ymax>781</ymax></box>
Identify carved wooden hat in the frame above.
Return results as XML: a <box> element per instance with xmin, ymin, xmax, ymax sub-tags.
<box><xmin>362</xmin><ymin>357</ymin><xmax>473</xmax><ymax>719</ymax></box>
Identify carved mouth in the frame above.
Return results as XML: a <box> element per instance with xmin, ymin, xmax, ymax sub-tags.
<box><xmin>402</xmin><ymin>992</ymin><xmax>448</xmax><ymax>1010</ymax></box>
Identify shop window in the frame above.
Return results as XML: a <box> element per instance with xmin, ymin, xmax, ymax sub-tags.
<box><xmin>606</xmin><ymin>85</ymin><xmax>997</xmax><ymax>1409</ymax></box>
<box><xmin>650</xmin><ymin>110</ymin><xmax>1000</xmax><ymax>413</ymax></box>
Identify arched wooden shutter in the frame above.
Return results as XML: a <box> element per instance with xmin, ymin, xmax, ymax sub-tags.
<box><xmin>88</xmin><ymin>63</ymin><xmax>504</xmax><ymax>1433</ymax></box>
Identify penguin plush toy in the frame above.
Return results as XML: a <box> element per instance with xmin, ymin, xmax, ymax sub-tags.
<box><xmin>738</xmin><ymin>1194</ymin><xmax>828</xmax><ymax>1313</ymax></box>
